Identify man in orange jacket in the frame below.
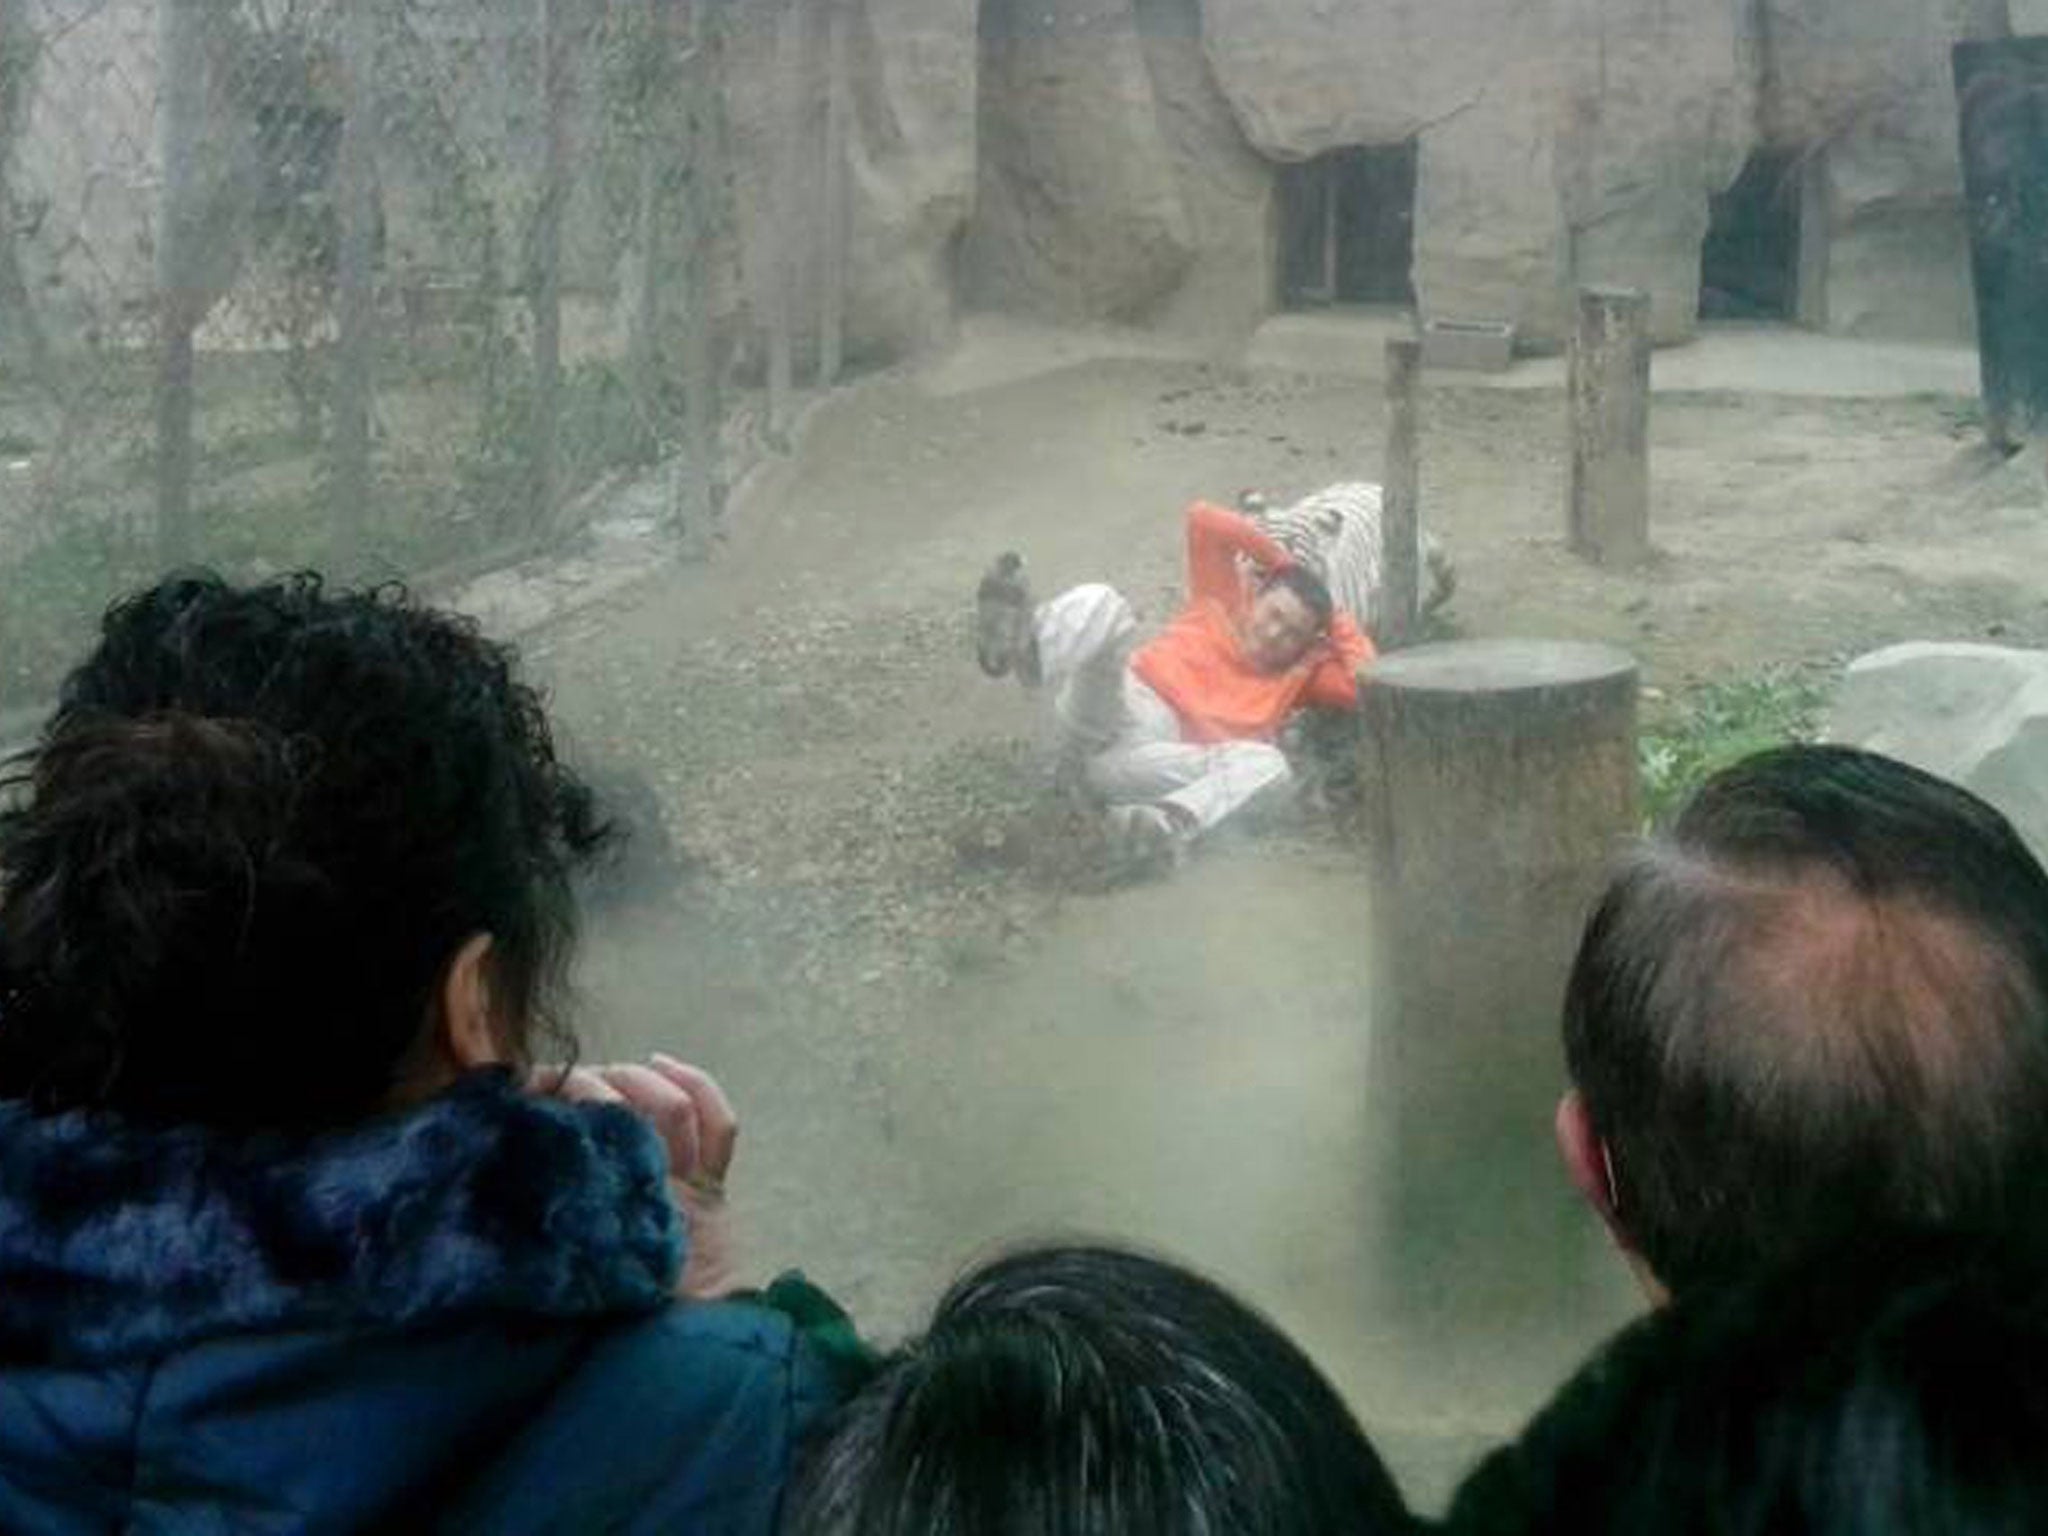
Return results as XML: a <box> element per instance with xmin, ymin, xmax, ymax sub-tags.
<box><xmin>977</xmin><ymin>502</ymin><xmax>1376</xmax><ymax>861</ymax></box>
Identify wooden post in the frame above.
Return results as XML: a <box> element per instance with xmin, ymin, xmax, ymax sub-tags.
<box><xmin>1380</xmin><ymin>335</ymin><xmax>1422</xmax><ymax>648</ymax></box>
<box><xmin>1567</xmin><ymin>285</ymin><xmax>1651</xmax><ymax>569</ymax></box>
<box><xmin>1356</xmin><ymin>639</ymin><xmax>1640</xmax><ymax>1361</ymax></box>
<box><xmin>329</xmin><ymin>0</ymin><xmax>377</xmax><ymax>572</ymax></box>
<box><xmin>817</xmin><ymin>0</ymin><xmax>850</xmax><ymax>388</ymax></box>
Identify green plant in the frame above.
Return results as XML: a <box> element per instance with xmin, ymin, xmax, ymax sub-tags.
<box><xmin>1638</xmin><ymin>669</ymin><xmax>1830</xmax><ymax>828</ymax></box>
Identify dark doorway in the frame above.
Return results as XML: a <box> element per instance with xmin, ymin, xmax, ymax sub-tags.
<box><xmin>1700</xmin><ymin>150</ymin><xmax>1803</xmax><ymax>321</ymax></box>
<box><xmin>1279</xmin><ymin>143</ymin><xmax>1418</xmax><ymax>308</ymax></box>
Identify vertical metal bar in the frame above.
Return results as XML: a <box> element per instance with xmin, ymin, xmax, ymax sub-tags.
<box><xmin>154</xmin><ymin>0</ymin><xmax>209</xmax><ymax>569</ymax></box>
<box><xmin>330</xmin><ymin>0</ymin><xmax>378</xmax><ymax>570</ymax></box>
<box><xmin>528</xmin><ymin>0</ymin><xmax>567</xmax><ymax>532</ymax></box>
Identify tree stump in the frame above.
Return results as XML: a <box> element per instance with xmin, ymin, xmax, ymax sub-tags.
<box><xmin>1568</xmin><ymin>286</ymin><xmax>1651</xmax><ymax>568</ymax></box>
<box><xmin>1356</xmin><ymin>639</ymin><xmax>1639</xmax><ymax>1342</ymax></box>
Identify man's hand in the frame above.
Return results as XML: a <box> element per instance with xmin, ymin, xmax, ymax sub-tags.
<box><xmin>543</xmin><ymin>1055</ymin><xmax>741</xmax><ymax>1300</ymax></box>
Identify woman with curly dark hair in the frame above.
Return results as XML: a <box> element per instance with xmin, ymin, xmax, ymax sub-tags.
<box><xmin>0</xmin><ymin>573</ymin><xmax>859</xmax><ymax>1533</ymax></box>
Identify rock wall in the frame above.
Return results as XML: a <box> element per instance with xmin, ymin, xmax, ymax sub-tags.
<box><xmin>1201</xmin><ymin>0</ymin><xmax>1755</xmax><ymax>349</ymax></box>
<box><xmin>721</xmin><ymin>0</ymin><xmax>979</xmax><ymax>369</ymax></box>
<box><xmin>1561</xmin><ymin>3</ymin><xmax>1757</xmax><ymax>346</ymax></box>
<box><xmin>1199</xmin><ymin>0</ymin><xmax>1994</xmax><ymax>350</ymax></box>
<box><xmin>959</xmin><ymin>0</ymin><xmax>1193</xmax><ymax>321</ymax></box>
<box><xmin>655</xmin><ymin>0</ymin><xmax>2009</xmax><ymax>355</ymax></box>
<box><xmin>2</xmin><ymin>0</ymin><xmax>2006</xmax><ymax>378</ymax></box>
<box><xmin>1132</xmin><ymin>0</ymin><xmax>1275</xmax><ymax>343</ymax></box>
<box><xmin>834</xmin><ymin>0</ymin><xmax>981</xmax><ymax>358</ymax></box>
<box><xmin>1761</xmin><ymin>0</ymin><xmax>1981</xmax><ymax>340</ymax></box>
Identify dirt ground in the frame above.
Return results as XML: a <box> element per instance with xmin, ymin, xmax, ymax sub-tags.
<box><xmin>523</xmin><ymin>339</ymin><xmax>2048</xmax><ymax>1509</ymax></box>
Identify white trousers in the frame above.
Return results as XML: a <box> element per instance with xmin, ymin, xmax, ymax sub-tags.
<box><xmin>1034</xmin><ymin>584</ymin><xmax>1292</xmax><ymax>834</ymax></box>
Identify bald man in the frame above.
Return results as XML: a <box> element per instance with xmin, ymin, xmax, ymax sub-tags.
<box><xmin>1556</xmin><ymin>745</ymin><xmax>2048</xmax><ymax>1302</ymax></box>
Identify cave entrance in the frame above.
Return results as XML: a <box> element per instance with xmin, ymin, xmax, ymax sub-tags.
<box><xmin>1700</xmin><ymin>149</ymin><xmax>1805</xmax><ymax>322</ymax></box>
<box><xmin>1278</xmin><ymin>142</ymin><xmax>1418</xmax><ymax>308</ymax></box>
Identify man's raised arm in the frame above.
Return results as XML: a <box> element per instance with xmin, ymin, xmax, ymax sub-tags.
<box><xmin>1184</xmin><ymin>501</ymin><xmax>1294</xmax><ymax>607</ymax></box>
<box><xmin>1304</xmin><ymin>612</ymin><xmax>1376</xmax><ymax>710</ymax></box>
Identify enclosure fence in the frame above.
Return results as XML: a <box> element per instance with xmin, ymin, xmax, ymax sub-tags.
<box><xmin>0</xmin><ymin>0</ymin><xmax>729</xmax><ymax>714</ymax></box>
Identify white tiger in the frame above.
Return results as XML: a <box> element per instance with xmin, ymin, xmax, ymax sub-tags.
<box><xmin>1238</xmin><ymin>482</ymin><xmax>1455</xmax><ymax>643</ymax></box>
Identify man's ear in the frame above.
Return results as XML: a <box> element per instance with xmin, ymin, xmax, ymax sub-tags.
<box><xmin>1557</xmin><ymin>1090</ymin><xmax>1624</xmax><ymax>1231</ymax></box>
<box><xmin>437</xmin><ymin>932</ymin><xmax>508</xmax><ymax>1072</ymax></box>
<box><xmin>1557</xmin><ymin>1090</ymin><xmax>1671</xmax><ymax>1306</ymax></box>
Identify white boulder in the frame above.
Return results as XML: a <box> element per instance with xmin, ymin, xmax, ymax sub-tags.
<box><xmin>1828</xmin><ymin>642</ymin><xmax>2048</xmax><ymax>864</ymax></box>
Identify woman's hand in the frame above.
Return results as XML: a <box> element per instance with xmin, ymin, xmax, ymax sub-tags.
<box><xmin>545</xmin><ymin>1055</ymin><xmax>741</xmax><ymax>1300</ymax></box>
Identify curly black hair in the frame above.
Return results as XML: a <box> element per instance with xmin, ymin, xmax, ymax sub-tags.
<box><xmin>0</xmin><ymin>573</ymin><xmax>610</xmax><ymax>1130</ymax></box>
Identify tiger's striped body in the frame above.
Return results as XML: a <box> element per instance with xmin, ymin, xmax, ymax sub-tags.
<box><xmin>1241</xmin><ymin>482</ymin><xmax>1455</xmax><ymax>643</ymax></box>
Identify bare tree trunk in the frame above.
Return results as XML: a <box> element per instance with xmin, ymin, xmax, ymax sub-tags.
<box><xmin>675</xmin><ymin>1</ymin><xmax>722</xmax><ymax>546</ymax></box>
<box><xmin>526</xmin><ymin>0</ymin><xmax>568</xmax><ymax>535</ymax></box>
<box><xmin>154</xmin><ymin>0</ymin><xmax>210</xmax><ymax>570</ymax></box>
<box><xmin>765</xmin><ymin>0</ymin><xmax>802</xmax><ymax>445</ymax></box>
<box><xmin>330</xmin><ymin>0</ymin><xmax>378</xmax><ymax>572</ymax></box>
<box><xmin>817</xmin><ymin>0</ymin><xmax>851</xmax><ymax>388</ymax></box>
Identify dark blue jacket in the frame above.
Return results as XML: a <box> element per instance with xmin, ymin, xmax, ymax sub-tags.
<box><xmin>0</xmin><ymin>1070</ymin><xmax>847</xmax><ymax>1533</ymax></box>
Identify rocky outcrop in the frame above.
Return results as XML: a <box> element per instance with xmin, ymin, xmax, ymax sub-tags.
<box><xmin>722</xmin><ymin>0</ymin><xmax>978</xmax><ymax>369</ymax></box>
<box><xmin>1412</xmin><ymin>76</ymin><xmax>1573</xmax><ymax>350</ymax></box>
<box><xmin>1132</xmin><ymin>0</ymin><xmax>1275</xmax><ymax>343</ymax></box>
<box><xmin>1760</xmin><ymin>0</ymin><xmax>1981</xmax><ymax>341</ymax></box>
<box><xmin>841</xmin><ymin>0</ymin><xmax>982</xmax><ymax>357</ymax></box>
<box><xmin>1828</xmin><ymin>642</ymin><xmax>2048</xmax><ymax>864</ymax></box>
<box><xmin>1199</xmin><ymin>0</ymin><xmax>1754</xmax><ymax>349</ymax></box>
<box><xmin>1560</xmin><ymin>3</ymin><xmax>1756</xmax><ymax>346</ymax></box>
<box><xmin>960</xmin><ymin>0</ymin><xmax>1194</xmax><ymax>321</ymax></box>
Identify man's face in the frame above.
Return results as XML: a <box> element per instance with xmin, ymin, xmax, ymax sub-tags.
<box><xmin>1245</xmin><ymin>585</ymin><xmax>1323</xmax><ymax>674</ymax></box>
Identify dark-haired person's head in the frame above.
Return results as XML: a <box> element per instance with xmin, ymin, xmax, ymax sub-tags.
<box><xmin>1246</xmin><ymin>564</ymin><xmax>1334</xmax><ymax>674</ymax></box>
<box><xmin>782</xmin><ymin>1244</ymin><xmax>1413</xmax><ymax>1536</ymax></box>
<box><xmin>1445</xmin><ymin>1227</ymin><xmax>2048</xmax><ymax>1536</ymax></box>
<box><xmin>0</xmin><ymin>572</ymin><xmax>608</xmax><ymax>1130</ymax></box>
<box><xmin>1556</xmin><ymin>744</ymin><xmax>2048</xmax><ymax>1300</ymax></box>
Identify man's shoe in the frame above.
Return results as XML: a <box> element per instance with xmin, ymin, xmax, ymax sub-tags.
<box><xmin>975</xmin><ymin>552</ymin><xmax>1039</xmax><ymax>683</ymax></box>
<box><xmin>1104</xmin><ymin>803</ymin><xmax>1187</xmax><ymax>873</ymax></box>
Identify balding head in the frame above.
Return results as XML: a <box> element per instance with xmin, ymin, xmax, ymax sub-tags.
<box><xmin>1561</xmin><ymin>745</ymin><xmax>2048</xmax><ymax>1296</ymax></box>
